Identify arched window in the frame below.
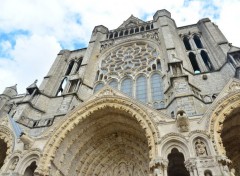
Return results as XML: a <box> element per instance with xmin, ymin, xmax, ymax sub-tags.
<box><xmin>23</xmin><ymin>161</ymin><xmax>37</xmax><ymax>176</ymax></box>
<box><xmin>136</xmin><ymin>75</ymin><xmax>148</xmax><ymax>103</ymax></box>
<box><xmin>94</xmin><ymin>83</ymin><xmax>104</xmax><ymax>93</ymax></box>
<box><xmin>109</xmin><ymin>79</ymin><xmax>118</xmax><ymax>89</ymax></box>
<box><xmin>200</xmin><ymin>50</ymin><xmax>214</xmax><ymax>71</ymax></box>
<box><xmin>114</xmin><ymin>32</ymin><xmax>118</xmax><ymax>38</ymax></box>
<box><xmin>57</xmin><ymin>77</ymin><xmax>67</xmax><ymax>96</ymax></box>
<box><xmin>109</xmin><ymin>33</ymin><xmax>113</xmax><ymax>39</ymax></box>
<box><xmin>95</xmin><ymin>70</ymin><xmax>100</xmax><ymax>81</ymax></box>
<box><xmin>124</xmin><ymin>30</ymin><xmax>128</xmax><ymax>35</ymax></box>
<box><xmin>121</xmin><ymin>78</ymin><xmax>133</xmax><ymax>97</ymax></box>
<box><xmin>135</xmin><ymin>28</ymin><xmax>139</xmax><ymax>33</ymax></box>
<box><xmin>65</xmin><ymin>60</ymin><xmax>74</xmax><ymax>75</ymax></box>
<box><xmin>183</xmin><ymin>36</ymin><xmax>192</xmax><ymax>51</ymax></box>
<box><xmin>75</xmin><ymin>58</ymin><xmax>83</xmax><ymax>73</ymax></box>
<box><xmin>193</xmin><ymin>35</ymin><xmax>203</xmax><ymax>49</ymax></box>
<box><xmin>151</xmin><ymin>73</ymin><xmax>164</xmax><ymax>109</ymax></box>
<box><xmin>130</xmin><ymin>28</ymin><xmax>134</xmax><ymax>34</ymax></box>
<box><xmin>189</xmin><ymin>52</ymin><xmax>200</xmax><ymax>73</ymax></box>
<box><xmin>140</xmin><ymin>26</ymin><xmax>144</xmax><ymax>32</ymax></box>
<box><xmin>119</xmin><ymin>31</ymin><xmax>123</xmax><ymax>37</ymax></box>
<box><xmin>146</xmin><ymin>25</ymin><xmax>150</xmax><ymax>30</ymax></box>
<box><xmin>157</xmin><ymin>60</ymin><xmax>161</xmax><ymax>70</ymax></box>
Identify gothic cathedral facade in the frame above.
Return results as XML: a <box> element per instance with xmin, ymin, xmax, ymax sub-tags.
<box><xmin>0</xmin><ymin>9</ymin><xmax>239</xmax><ymax>176</ymax></box>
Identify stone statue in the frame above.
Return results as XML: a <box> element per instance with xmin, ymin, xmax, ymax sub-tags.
<box><xmin>9</xmin><ymin>157</ymin><xmax>19</xmax><ymax>171</ymax></box>
<box><xmin>230</xmin><ymin>168</ymin><xmax>235</xmax><ymax>176</ymax></box>
<box><xmin>154</xmin><ymin>168</ymin><xmax>163</xmax><ymax>176</ymax></box>
<box><xmin>176</xmin><ymin>110</ymin><xmax>189</xmax><ymax>132</ymax></box>
<box><xmin>222</xmin><ymin>165</ymin><xmax>230</xmax><ymax>176</ymax></box>
<box><xmin>195</xmin><ymin>139</ymin><xmax>207</xmax><ymax>156</ymax></box>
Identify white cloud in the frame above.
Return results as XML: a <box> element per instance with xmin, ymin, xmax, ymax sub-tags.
<box><xmin>0</xmin><ymin>34</ymin><xmax>61</xmax><ymax>93</ymax></box>
<box><xmin>0</xmin><ymin>0</ymin><xmax>239</xmax><ymax>93</ymax></box>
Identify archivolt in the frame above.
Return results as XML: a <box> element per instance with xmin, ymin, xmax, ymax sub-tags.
<box><xmin>0</xmin><ymin>125</ymin><xmax>14</xmax><ymax>156</ymax></box>
<box><xmin>36</xmin><ymin>96</ymin><xmax>159</xmax><ymax>175</ymax></box>
<box><xmin>208</xmin><ymin>91</ymin><xmax>240</xmax><ymax>155</ymax></box>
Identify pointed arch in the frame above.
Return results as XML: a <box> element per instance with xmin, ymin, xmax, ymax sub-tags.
<box><xmin>136</xmin><ymin>75</ymin><xmax>148</xmax><ymax>103</ymax></box>
<box><xmin>189</xmin><ymin>52</ymin><xmax>200</xmax><ymax>73</ymax></box>
<box><xmin>121</xmin><ymin>77</ymin><xmax>133</xmax><ymax>97</ymax></box>
<box><xmin>151</xmin><ymin>73</ymin><xmax>164</xmax><ymax>109</ymax></box>
<box><xmin>36</xmin><ymin>95</ymin><xmax>159</xmax><ymax>175</ymax></box>
<box><xmin>108</xmin><ymin>79</ymin><xmax>118</xmax><ymax>89</ymax></box>
<box><xmin>183</xmin><ymin>36</ymin><xmax>192</xmax><ymax>51</ymax></box>
<box><xmin>0</xmin><ymin>125</ymin><xmax>14</xmax><ymax>171</ymax></box>
<box><xmin>200</xmin><ymin>50</ymin><xmax>214</xmax><ymax>71</ymax></box>
<box><xmin>65</xmin><ymin>60</ymin><xmax>74</xmax><ymax>75</ymax></box>
<box><xmin>193</xmin><ymin>35</ymin><xmax>203</xmax><ymax>49</ymax></box>
<box><xmin>208</xmin><ymin>90</ymin><xmax>240</xmax><ymax>174</ymax></box>
<box><xmin>94</xmin><ymin>82</ymin><xmax>104</xmax><ymax>93</ymax></box>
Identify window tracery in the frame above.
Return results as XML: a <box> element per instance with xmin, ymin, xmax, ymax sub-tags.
<box><xmin>94</xmin><ymin>42</ymin><xmax>165</xmax><ymax>109</ymax></box>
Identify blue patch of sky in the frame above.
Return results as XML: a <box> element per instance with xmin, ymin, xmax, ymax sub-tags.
<box><xmin>183</xmin><ymin>0</ymin><xmax>220</xmax><ymax>20</ymax></box>
<box><xmin>0</xmin><ymin>30</ymin><xmax>30</xmax><ymax>58</ymax></box>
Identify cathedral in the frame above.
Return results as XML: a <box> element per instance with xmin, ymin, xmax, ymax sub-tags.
<box><xmin>0</xmin><ymin>9</ymin><xmax>240</xmax><ymax>176</ymax></box>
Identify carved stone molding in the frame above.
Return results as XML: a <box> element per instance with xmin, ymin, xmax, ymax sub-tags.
<box><xmin>207</xmin><ymin>91</ymin><xmax>240</xmax><ymax>155</ymax></box>
<box><xmin>36</xmin><ymin>95</ymin><xmax>159</xmax><ymax>175</ymax></box>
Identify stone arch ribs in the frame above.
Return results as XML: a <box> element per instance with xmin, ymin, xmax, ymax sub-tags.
<box><xmin>36</xmin><ymin>95</ymin><xmax>160</xmax><ymax>176</ymax></box>
<box><xmin>208</xmin><ymin>91</ymin><xmax>240</xmax><ymax>156</ymax></box>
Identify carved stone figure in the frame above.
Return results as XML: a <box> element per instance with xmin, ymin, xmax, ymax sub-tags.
<box><xmin>176</xmin><ymin>110</ymin><xmax>189</xmax><ymax>132</ymax></box>
<box><xmin>195</xmin><ymin>139</ymin><xmax>207</xmax><ymax>156</ymax></box>
<box><xmin>230</xmin><ymin>168</ymin><xmax>235</xmax><ymax>176</ymax></box>
<box><xmin>9</xmin><ymin>157</ymin><xmax>19</xmax><ymax>171</ymax></box>
<box><xmin>222</xmin><ymin>165</ymin><xmax>230</xmax><ymax>176</ymax></box>
<box><xmin>154</xmin><ymin>168</ymin><xmax>163</xmax><ymax>176</ymax></box>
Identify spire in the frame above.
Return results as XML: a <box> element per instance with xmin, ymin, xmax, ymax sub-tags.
<box><xmin>3</xmin><ymin>84</ymin><xmax>18</xmax><ymax>97</ymax></box>
<box><xmin>26</xmin><ymin>79</ymin><xmax>39</xmax><ymax>94</ymax></box>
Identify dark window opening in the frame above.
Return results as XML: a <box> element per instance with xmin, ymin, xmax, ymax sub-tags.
<box><xmin>95</xmin><ymin>70</ymin><xmax>100</xmax><ymax>81</ymax></box>
<box><xmin>183</xmin><ymin>36</ymin><xmax>192</xmax><ymax>50</ymax></box>
<box><xmin>193</xmin><ymin>35</ymin><xmax>203</xmax><ymax>49</ymax></box>
<box><xmin>99</xmin><ymin>74</ymin><xmax>103</xmax><ymax>80</ymax></box>
<box><xmin>124</xmin><ymin>30</ymin><xmax>128</xmax><ymax>35</ymax></box>
<box><xmin>65</xmin><ymin>61</ymin><xmax>74</xmax><ymax>75</ymax></box>
<box><xmin>75</xmin><ymin>58</ymin><xmax>83</xmax><ymax>73</ymax></box>
<box><xmin>135</xmin><ymin>28</ymin><xmax>139</xmax><ymax>33</ymax></box>
<box><xmin>171</xmin><ymin>111</ymin><xmax>175</xmax><ymax>118</ymax></box>
<box><xmin>157</xmin><ymin>60</ymin><xmax>161</xmax><ymax>70</ymax></box>
<box><xmin>152</xmin><ymin>64</ymin><xmax>156</xmax><ymax>70</ymax></box>
<box><xmin>204</xmin><ymin>170</ymin><xmax>213</xmax><ymax>176</ymax></box>
<box><xmin>23</xmin><ymin>161</ymin><xmax>37</xmax><ymax>176</ymax></box>
<box><xmin>151</xmin><ymin>23</ymin><xmax>154</xmax><ymax>29</ymax></box>
<box><xmin>109</xmin><ymin>33</ymin><xmax>113</xmax><ymax>39</ymax></box>
<box><xmin>233</xmin><ymin>54</ymin><xmax>240</xmax><ymax>65</ymax></box>
<box><xmin>146</xmin><ymin>25</ymin><xmax>150</xmax><ymax>30</ymax></box>
<box><xmin>33</xmin><ymin>121</ymin><xmax>38</xmax><ymax>127</ymax></box>
<box><xmin>114</xmin><ymin>32</ymin><xmax>118</xmax><ymax>38</ymax></box>
<box><xmin>189</xmin><ymin>52</ymin><xmax>200</xmax><ymax>73</ymax></box>
<box><xmin>130</xmin><ymin>28</ymin><xmax>134</xmax><ymax>34</ymax></box>
<box><xmin>68</xmin><ymin>80</ymin><xmax>79</xmax><ymax>93</ymax></box>
<box><xmin>119</xmin><ymin>31</ymin><xmax>123</xmax><ymax>37</ymax></box>
<box><xmin>168</xmin><ymin>148</ymin><xmax>190</xmax><ymax>176</ymax></box>
<box><xmin>201</xmin><ymin>50</ymin><xmax>214</xmax><ymax>71</ymax></box>
<box><xmin>140</xmin><ymin>26</ymin><xmax>144</xmax><ymax>32</ymax></box>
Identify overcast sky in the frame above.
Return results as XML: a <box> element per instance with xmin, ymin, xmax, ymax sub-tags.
<box><xmin>0</xmin><ymin>0</ymin><xmax>239</xmax><ymax>93</ymax></box>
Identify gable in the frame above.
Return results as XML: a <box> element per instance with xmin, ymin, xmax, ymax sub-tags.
<box><xmin>118</xmin><ymin>15</ymin><xmax>145</xmax><ymax>29</ymax></box>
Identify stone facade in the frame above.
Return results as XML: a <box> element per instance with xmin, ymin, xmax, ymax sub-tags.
<box><xmin>0</xmin><ymin>9</ymin><xmax>240</xmax><ymax>176</ymax></box>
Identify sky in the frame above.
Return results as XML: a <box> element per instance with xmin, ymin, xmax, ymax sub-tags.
<box><xmin>0</xmin><ymin>0</ymin><xmax>239</xmax><ymax>94</ymax></box>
